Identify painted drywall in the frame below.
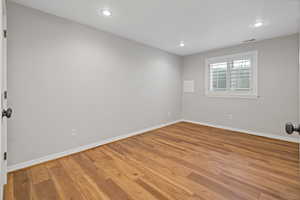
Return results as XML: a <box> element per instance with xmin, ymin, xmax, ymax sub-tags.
<box><xmin>7</xmin><ymin>3</ymin><xmax>182</xmax><ymax>166</ymax></box>
<box><xmin>183</xmin><ymin>34</ymin><xmax>299</xmax><ymax>140</ymax></box>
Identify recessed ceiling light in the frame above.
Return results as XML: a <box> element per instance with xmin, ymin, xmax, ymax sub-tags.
<box><xmin>179</xmin><ymin>41</ymin><xmax>185</xmax><ymax>47</ymax></box>
<box><xmin>100</xmin><ymin>9</ymin><xmax>112</xmax><ymax>17</ymax></box>
<box><xmin>253</xmin><ymin>21</ymin><xmax>263</xmax><ymax>28</ymax></box>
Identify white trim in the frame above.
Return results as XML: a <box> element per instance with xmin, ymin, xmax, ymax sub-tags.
<box><xmin>205</xmin><ymin>93</ymin><xmax>258</xmax><ymax>99</ymax></box>
<box><xmin>8</xmin><ymin>120</ymin><xmax>181</xmax><ymax>172</ymax></box>
<box><xmin>0</xmin><ymin>185</ymin><xmax>2</xmax><ymax>200</ymax></box>
<box><xmin>205</xmin><ymin>51</ymin><xmax>258</xmax><ymax>63</ymax></box>
<box><xmin>182</xmin><ymin>119</ymin><xmax>299</xmax><ymax>143</ymax></box>
<box><xmin>205</xmin><ymin>51</ymin><xmax>258</xmax><ymax>99</ymax></box>
<box><xmin>8</xmin><ymin>118</ymin><xmax>298</xmax><ymax>172</ymax></box>
<box><xmin>0</xmin><ymin>0</ymin><xmax>7</xmax><ymax>195</ymax></box>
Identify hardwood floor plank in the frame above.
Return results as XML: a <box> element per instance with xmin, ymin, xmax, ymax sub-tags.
<box><xmin>4</xmin><ymin>174</ymin><xmax>14</xmax><ymax>200</ymax></box>
<box><xmin>29</xmin><ymin>165</ymin><xmax>50</xmax><ymax>185</ymax></box>
<box><xmin>59</xmin><ymin>157</ymin><xmax>110</xmax><ymax>200</ymax></box>
<box><xmin>187</xmin><ymin>172</ymin><xmax>249</xmax><ymax>200</ymax></box>
<box><xmin>85</xmin><ymin>150</ymin><xmax>159</xmax><ymax>200</ymax></box>
<box><xmin>103</xmin><ymin>145</ymin><xmax>205</xmax><ymax>199</ymax></box>
<box><xmin>259</xmin><ymin>193</ymin><xmax>283</xmax><ymax>200</ymax></box>
<box><xmin>135</xmin><ymin>178</ymin><xmax>171</xmax><ymax>200</ymax></box>
<box><xmin>47</xmin><ymin>162</ymin><xmax>86</xmax><ymax>200</ymax></box>
<box><xmin>33</xmin><ymin>180</ymin><xmax>60</xmax><ymax>200</ymax></box>
<box><xmin>5</xmin><ymin>122</ymin><xmax>300</xmax><ymax>200</ymax></box>
<box><xmin>13</xmin><ymin>170</ymin><xmax>31</xmax><ymax>200</ymax></box>
<box><xmin>113</xmin><ymin>142</ymin><xmax>227</xmax><ymax>199</ymax></box>
<box><xmin>73</xmin><ymin>153</ymin><xmax>133</xmax><ymax>200</ymax></box>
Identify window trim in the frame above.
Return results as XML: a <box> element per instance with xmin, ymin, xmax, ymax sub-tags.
<box><xmin>205</xmin><ymin>51</ymin><xmax>258</xmax><ymax>99</ymax></box>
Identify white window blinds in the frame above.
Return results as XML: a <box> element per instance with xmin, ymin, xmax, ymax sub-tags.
<box><xmin>210</xmin><ymin>62</ymin><xmax>227</xmax><ymax>91</ymax></box>
<box><xmin>206</xmin><ymin>51</ymin><xmax>257</xmax><ymax>98</ymax></box>
<box><xmin>230</xmin><ymin>59</ymin><xmax>251</xmax><ymax>91</ymax></box>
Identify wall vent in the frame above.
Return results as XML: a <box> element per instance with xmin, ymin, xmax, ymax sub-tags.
<box><xmin>243</xmin><ymin>38</ymin><xmax>256</xmax><ymax>43</ymax></box>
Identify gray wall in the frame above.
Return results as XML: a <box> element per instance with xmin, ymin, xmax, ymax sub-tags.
<box><xmin>7</xmin><ymin>2</ymin><xmax>299</xmax><ymax>167</ymax></box>
<box><xmin>183</xmin><ymin>34</ymin><xmax>299</xmax><ymax>140</ymax></box>
<box><xmin>7</xmin><ymin>3</ymin><xmax>183</xmax><ymax>166</ymax></box>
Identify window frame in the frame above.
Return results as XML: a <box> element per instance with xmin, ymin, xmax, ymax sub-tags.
<box><xmin>205</xmin><ymin>51</ymin><xmax>258</xmax><ymax>99</ymax></box>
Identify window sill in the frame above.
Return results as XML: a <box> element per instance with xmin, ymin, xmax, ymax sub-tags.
<box><xmin>205</xmin><ymin>93</ymin><xmax>258</xmax><ymax>99</ymax></box>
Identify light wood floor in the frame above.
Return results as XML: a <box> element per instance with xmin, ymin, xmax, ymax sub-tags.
<box><xmin>4</xmin><ymin>122</ymin><xmax>300</xmax><ymax>200</ymax></box>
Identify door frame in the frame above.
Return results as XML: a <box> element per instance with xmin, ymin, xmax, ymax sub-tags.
<box><xmin>0</xmin><ymin>0</ymin><xmax>6</xmax><ymax>199</ymax></box>
<box><xmin>298</xmin><ymin>28</ymin><xmax>300</xmax><ymax>160</ymax></box>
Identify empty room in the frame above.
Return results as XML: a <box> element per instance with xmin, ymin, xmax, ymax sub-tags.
<box><xmin>0</xmin><ymin>0</ymin><xmax>299</xmax><ymax>199</ymax></box>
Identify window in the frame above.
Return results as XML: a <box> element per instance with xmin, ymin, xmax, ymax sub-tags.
<box><xmin>205</xmin><ymin>51</ymin><xmax>258</xmax><ymax>98</ymax></box>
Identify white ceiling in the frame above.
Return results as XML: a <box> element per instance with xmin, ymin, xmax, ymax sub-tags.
<box><xmin>10</xmin><ymin>0</ymin><xmax>300</xmax><ymax>55</ymax></box>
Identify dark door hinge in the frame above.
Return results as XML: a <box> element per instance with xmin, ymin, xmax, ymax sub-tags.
<box><xmin>4</xmin><ymin>91</ymin><xmax>7</xmax><ymax>99</ymax></box>
<box><xmin>3</xmin><ymin>30</ymin><xmax>7</xmax><ymax>38</ymax></box>
<box><xmin>4</xmin><ymin>152</ymin><xmax>7</xmax><ymax>160</ymax></box>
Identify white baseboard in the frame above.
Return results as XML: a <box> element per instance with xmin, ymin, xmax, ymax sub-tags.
<box><xmin>182</xmin><ymin>119</ymin><xmax>299</xmax><ymax>143</ymax></box>
<box><xmin>0</xmin><ymin>184</ymin><xmax>3</xmax><ymax>200</ymax></box>
<box><xmin>8</xmin><ymin>118</ymin><xmax>298</xmax><ymax>172</ymax></box>
<box><xmin>8</xmin><ymin>120</ymin><xmax>182</xmax><ymax>172</ymax></box>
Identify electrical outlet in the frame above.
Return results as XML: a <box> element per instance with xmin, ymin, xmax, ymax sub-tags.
<box><xmin>227</xmin><ymin>114</ymin><xmax>233</xmax><ymax>120</ymax></box>
<box><xmin>168</xmin><ymin>112</ymin><xmax>171</xmax><ymax>117</ymax></box>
